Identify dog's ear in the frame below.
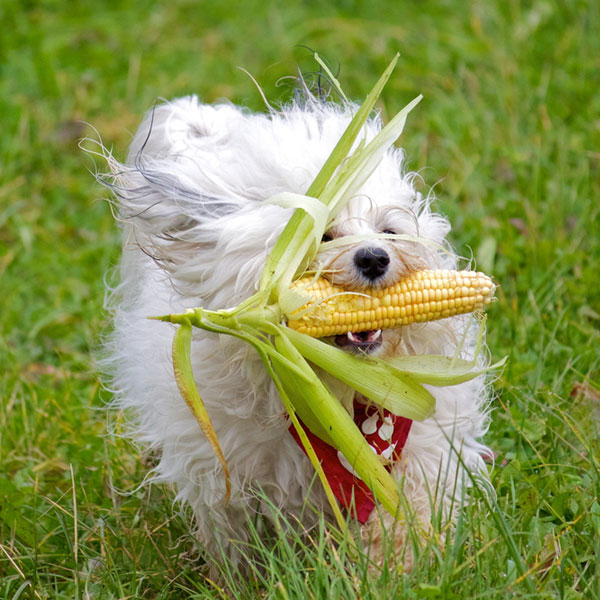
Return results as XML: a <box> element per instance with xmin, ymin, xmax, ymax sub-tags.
<box><xmin>101</xmin><ymin>97</ymin><xmax>257</xmax><ymax>279</ymax></box>
<box><xmin>106</xmin><ymin>97</ymin><xmax>246</xmax><ymax>239</ymax></box>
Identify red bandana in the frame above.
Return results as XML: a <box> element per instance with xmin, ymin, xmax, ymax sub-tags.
<box><xmin>290</xmin><ymin>401</ymin><xmax>412</xmax><ymax>523</ymax></box>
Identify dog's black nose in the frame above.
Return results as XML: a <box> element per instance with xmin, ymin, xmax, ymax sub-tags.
<box><xmin>354</xmin><ymin>247</ymin><xmax>390</xmax><ymax>280</ymax></box>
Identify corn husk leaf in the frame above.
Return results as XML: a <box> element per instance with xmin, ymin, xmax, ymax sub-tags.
<box><xmin>284</xmin><ymin>326</ymin><xmax>435</xmax><ymax>420</ymax></box>
<box><xmin>259</xmin><ymin>54</ymin><xmax>402</xmax><ymax>300</ymax></box>
<box><xmin>272</xmin><ymin>375</ymin><xmax>349</xmax><ymax>533</ymax></box>
<box><xmin>316</xmin><ymin>94</ymin><xmax>422</xmax><ymax>224</ymax></box>
<box><xmin>273</xmin><ymin>332</ymin><xmax>403</xmax><ymax>516</ymax></box>
<box><xmin>389</xmin><ymin>354</ymin><xmax>507</xmax><ymax>386</ymax></box>
<box><xmin>270</xmin><ymin>92</ymin><xmax>422</xmax><ymax>301</ymax></box>
<box><xmin>172</xmin><ymin>320</ymin><xmax>231</xmax><ymax>502</ymax></box>
<box><xmin>313</xmin><ymin>53</ymin><xmax>350</xmax><ymax>104</ymax></box>
<box><xmin>272</xmin><ymin>333</ymin><xmax>336</xmax><ymax>445</ymax></box>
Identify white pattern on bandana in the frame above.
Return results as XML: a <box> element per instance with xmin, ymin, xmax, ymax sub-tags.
<box><xmin>378</xmin><ymin>415</ymin><xmax>395</xmax><ymax>441</ymax></box>
<box><xmin>361</xmin><ymin>412</ymin><xmax>379</xmax><ymax>435</ymax></box>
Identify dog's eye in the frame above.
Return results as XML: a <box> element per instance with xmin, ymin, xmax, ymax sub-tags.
<box><xmin>321</xmin><ymin>232</ymin><xmax>333</xmax><ymax>243</ymax></box>
<box><xmin>382</xmin><ymin>229</ymin><xmax>396</xmax><ymax>236</ymax></box>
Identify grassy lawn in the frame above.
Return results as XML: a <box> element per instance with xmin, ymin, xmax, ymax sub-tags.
<box><xmin>1</xmin><ymin>0</ymin><xmax>598</xmax><ymax>597</ymax></box>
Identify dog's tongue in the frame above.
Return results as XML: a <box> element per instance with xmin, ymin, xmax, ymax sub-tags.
<box><xmin>335</xmin><ymin>329</ymin><xmax>382</xmax><ymax>351</ymax></box>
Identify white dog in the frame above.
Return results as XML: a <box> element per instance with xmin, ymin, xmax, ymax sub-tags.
<box><xmin>101</xmin><ymin>92</ymin><xmax>491</xmax><ymax>574</ymax></box>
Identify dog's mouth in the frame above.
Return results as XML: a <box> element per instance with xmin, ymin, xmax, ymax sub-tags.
<box><xmin>333</xmin><ymin>329</ymin><xmax>383</xmax><ymax>353</ymax></box>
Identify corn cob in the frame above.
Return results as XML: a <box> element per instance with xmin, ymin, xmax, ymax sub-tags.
<box><xmin>286</xmin><ymin>269</ymin><xmax>495</xmax><ymax>337</ymax></box>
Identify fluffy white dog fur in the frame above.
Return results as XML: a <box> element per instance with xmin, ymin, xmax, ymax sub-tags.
<box><xmin>102</xmin><ymin>93</ymin><xmax>491</xmax><ymax>573</ymax></box>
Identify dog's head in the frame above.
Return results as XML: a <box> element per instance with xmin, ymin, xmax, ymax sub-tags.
<box><xmin>105</xmin><ymin>96</ymin><xmax>455</xmax><ymax>356</ymax></box>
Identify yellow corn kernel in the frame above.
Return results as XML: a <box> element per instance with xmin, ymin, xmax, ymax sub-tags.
<box><xmin>286</xmin><ymin>269</ymin><xmax>495</xmax><ymax>337</ymax></box>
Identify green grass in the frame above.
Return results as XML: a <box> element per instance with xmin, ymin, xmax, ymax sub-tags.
<box><xmin>1</xmin><ymin>0</ymin><xmax>598</xmax><ymax>597</ymax></box>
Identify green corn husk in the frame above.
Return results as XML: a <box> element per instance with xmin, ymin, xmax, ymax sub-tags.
<box><xmin>158</xmin><ymin>55</ymin><xmax>502</xmax><ymax>525</ymax></box>
<box><xmin>282</xmin><ymin>326</ymin><xmax>436</xmax><ymax>421</ymax></box>
<box><xmin>172</xmin><ymin>320</ymin><xmax>231</xmax><ymax>502</ymax></box>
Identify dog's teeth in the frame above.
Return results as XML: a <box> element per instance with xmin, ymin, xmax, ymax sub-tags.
<box><xmin>347</xmin><ymin>331</ymin><xmax>356</xmax><ymax>342</ymax></box>
<box><xmin>371</xmin><ymin>329</ymin><xmax>382</xmax><ymax>341</ymax></box>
